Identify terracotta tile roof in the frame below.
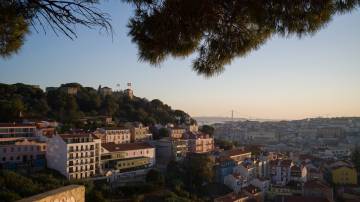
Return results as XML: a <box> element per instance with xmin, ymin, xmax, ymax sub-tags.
<box><xmin>102</xmin><ymin>142</ymin><xmax>154</xmax><ymax>152</ymax></box>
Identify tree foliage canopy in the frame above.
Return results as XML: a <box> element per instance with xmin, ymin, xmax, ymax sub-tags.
<box><xmin>0</xmin><ymin>83</ymin><xmax>193</xmax><ymax>126</ymax></box>
<box><xmin>1</xmin><ymin>1</ymin><xmax>359</xmax><ymax>76</ymax></box>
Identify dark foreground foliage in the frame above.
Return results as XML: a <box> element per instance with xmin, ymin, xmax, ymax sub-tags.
<box><xmin>1</xmin><ymin>1</ymin><xmax>359</xmax><ymax>76</ymax></box>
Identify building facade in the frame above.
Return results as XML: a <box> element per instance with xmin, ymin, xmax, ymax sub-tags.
<box><xmin>0</xmin><ymin>138</ymin><xmax>47</xmax><ymax>169</ymax></box>
<box><xmin>130</xmin><ymin>123</ymin><xmax>152</xmax><ymax>142</ymax></box>
<box><xmin>186</xmin><ymin>133</ymin><xmax>214</xmax><ymax>153</ymax></box>
<box><xmin>46</xmin><ymin>134</ymin><xmax>101</xmax><ymax>180</ymax></box>
<box><xmin>95</xmin><ymin>128</ymin><xmax>131</xmax><ymax>144</ymax></box>
<box><xmin>0</xmin><ymin>123</ymin><xmax>37</xmax><ymax>138</ymax></box>
<box><xmin>101</xmin><ymin>142</ymin><xmax>155</xmax><ymax>174</ymax></box>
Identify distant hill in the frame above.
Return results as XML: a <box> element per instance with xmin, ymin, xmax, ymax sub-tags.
<box><xmin>0</xmin><ymin>83</ymin><xmax>194</xmax><ymax>126</ymax></box>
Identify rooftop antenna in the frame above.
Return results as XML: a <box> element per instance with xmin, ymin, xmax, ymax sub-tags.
<box><xmin>231</xmin><ymin>110</ymin><xmax>234</xmax><ymax>122</ymax></box>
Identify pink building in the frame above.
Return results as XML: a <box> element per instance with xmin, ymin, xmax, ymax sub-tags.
<box><xmin>0</xmin><ymin>138</ymin><xmax>47</xmax><ymax>169</ymax></box>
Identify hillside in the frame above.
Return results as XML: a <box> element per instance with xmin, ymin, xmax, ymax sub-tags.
<box><xmin>0</xmin><ymin>83</ymin><xmax>194</xmax><ymax>126</ymax></box>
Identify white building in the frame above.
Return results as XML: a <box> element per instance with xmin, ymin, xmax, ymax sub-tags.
<box><xmin>224</xmin><ymin>173</ymin><xmax>249</xmax><ymax>194</ymax></box>
<box><xmin>46</xmin><ymin>133</ymin><xmax>101</xmax><ymax>180</ymax></box>
<box><xmin>269</xmin><ymin>159</ymin><xmax>292</xmax><ymax>186</ymax></box>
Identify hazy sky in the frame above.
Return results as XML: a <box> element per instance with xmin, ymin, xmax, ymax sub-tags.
<box><xmin>0</xmin><ymin>2</ymin><xmax>359</xmax><ymax>120</ymax></box>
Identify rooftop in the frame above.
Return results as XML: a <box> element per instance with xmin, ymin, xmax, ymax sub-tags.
<box><xmin>102</xmin><ymin>142</ymin><xmax>154</xmax><ymax>152</ymax></box>
<box><xmin>226</xmin><ymin>149</ymin><xmax>252</xmax><ymax>157</ymax></box>
<box><xmin>0</xmin><ymin>123</ymin><xmax>36</xmax><ymax>128</ymax></box>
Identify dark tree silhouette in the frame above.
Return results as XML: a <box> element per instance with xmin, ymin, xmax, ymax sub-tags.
<box><xmin>128</xmin><ymin>0</ymin><xmax>360</xmax><ymax>76</ymax></box>
<box><xmin>1</xmin><ymin>0</ymin><xmax>359</xmax><ymax>76</ymax></box>
<box><xmin>0</xmin><ymin>0</ymin><xmax>111</xmax><ymax>57</ymax></box>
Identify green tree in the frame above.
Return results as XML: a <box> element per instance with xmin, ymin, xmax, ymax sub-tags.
<box><xmin>156</xmin><ymin>128</ymin><xmax>170</xmax><ymax>139</ymax></box>
<box><xmin>146</xmin><ymin>169</ymin><xmax>165</xmax><ymax>187</ymax></box>
<box><xmin>1</xmin><ymin>1</ymin><xmax>359</xmax><ymax>76</ymax></box>
<box><xmin>0</xmin><ymin>96</ymin><xmax>25</xmax><ymax>121</ymax></box>
<box><xmin>101</xmin><ymin>95</ymin><xmax>118</xmax><ymax>117</ymax></box>
<box><xmin>351</xmin><ymin>147</ymin><xmax>360</xmax><ymax>180</ymax></box>
<box><xmin>200</xmin><ymin>125</ymin><xmax>215</xmax><ymax>136</ymax></box>
<box><xmin>184</xmin><ymin>154</ymin><xmax>214</xmax><ymax>193</ymax></box>
<box><xmin>214</xmin><ymin>139</ymin><xmax>235</xmax><ymax>150</ymax></box>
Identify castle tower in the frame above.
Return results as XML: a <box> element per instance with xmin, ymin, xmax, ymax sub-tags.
<box><xmin>124</xmin><ymin>82</ymin><xmax>134</xmax><ymax>99</ymax></box>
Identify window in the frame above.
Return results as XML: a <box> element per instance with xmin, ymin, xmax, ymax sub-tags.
<box><xmin>2</xmin><ymin>157</ymin><xmax>6</xmax><ymax>161</ymax></box>
<box><xmin>3</xmin><ymin>148</ymin><xmax>6</xmax><ymax>153</ymax></box>
<box><xmin>10</xmin><ymin>147</ymin><xmax>14</xmax><ymax>152</ymax></box>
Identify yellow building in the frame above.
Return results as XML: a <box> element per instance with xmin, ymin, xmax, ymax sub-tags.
<box><xmin>332</xmin><ymin>166</ymin><xmax>357</xmax><ymax>185</ymax></box>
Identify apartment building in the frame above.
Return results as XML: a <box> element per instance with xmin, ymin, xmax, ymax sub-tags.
<box><xmin>186</xmin><ymin>132</ymin><xmax>214</xmax><ymax>153</ymax></box>
<box><xmin>170</xmin><ymin>127</ymin><xmax>186</xmax><ymax>139</ymax></box>
<box><xmin>224</xmin><ymin>173</ymin><xmax>249</xmax><ymax>193</ymax></box>
<box><xmin>0</xmin><ymin>123</ymin><xmax>37</xmax><ymax>138</ymax></box>
<box><xmin>130</xmin><ymin>123</ymin><xmax>152</xmax><ymax>142</ymax></box>
<box><xmin>94</xmin><ymin>128</ymin><xmax>131</xmax><ymax>144</ymax></box>
<box><xmin>150</xmin><ymin>137</ymin><xmax>188</xmax><ymax>170</ymax></box>
<box><xmin>324</xmin><ymin>160</ymin><xmax>358</xmax><ymax>185</ymax></box>
<box><xmin>0</xmin><ymin>138</ymin><xmax>47</xmax><ymax>169</ymax></box>
<box><xmin>269</xmin><ymin>159</ymin><xmax>292</xmax><ymax>186</ymax></box>
<box><xmin>46</xmin><ymin>133</ymin><xmax>101</xmax><ymax>180</ymax></box>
